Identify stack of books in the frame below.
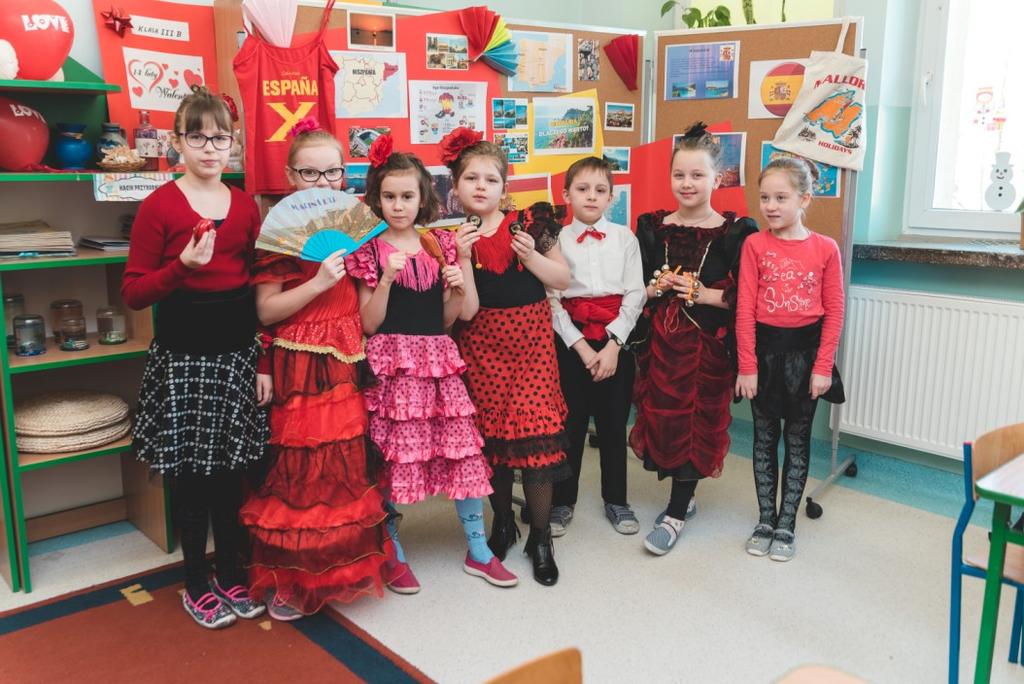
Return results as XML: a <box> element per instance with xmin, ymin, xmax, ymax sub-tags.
<box><xmin>79</xmin><ymin>235</ymin><xmax>131</xmax><ymax>252</ymax></box>
<box><xmin>0</xmin><ymin>221</ymin><xmax>75</xmax><ymax>259</ymax></box>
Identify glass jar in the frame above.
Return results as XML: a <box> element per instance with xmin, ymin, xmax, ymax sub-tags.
<box><xmin>13</xmin><ymin>314</ymin><xmax>46</xmax><ymax>356</ymax></box>
<box><xmin>96</xmin><ymin>306</ymin><xmax>127</xmax><ymax>345</ymax></box>
<box><xmin>58</xmin><ymin>316</ymin><xmax>89</xmax><ymax>351</ymax></box>
<box><xmin>4</xmin><ymin>293</ymin><xmax>25</xmax><ymax>348</ymax></box>
<box><xmin>49</xmin><ymin>299</ymin><xmax>83</xmax><ymax>343</ymax></box>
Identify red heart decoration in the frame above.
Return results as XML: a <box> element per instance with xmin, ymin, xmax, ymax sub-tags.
<box><xmin>132</xmin><ymin>86</ymin><xmax>143</xmax><ymax>97</ymax></box>
<box><xmin>168</xmin><ymin>78</ymin><xmax>179</xmax><ymax>88</ymax></box>
<box><xmin>162</xmin><ymin>64</ymin><xmax>169</xmax><ymax>69</ymax></box>
<box><xmin>183</xmin><ymin>69</ymin><xmax>203</xmax><ymax>88</ymax></box>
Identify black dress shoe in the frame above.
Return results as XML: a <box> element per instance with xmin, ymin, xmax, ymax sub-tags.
<box><xmin>487</xmin><ymin>512</ymin><xmax>520</xmax><ymax>561</ymax></box>
<box><xmin>524</xmin><ymin>526</ymin><xmax>559</xmax><ymax>586</ymax></box>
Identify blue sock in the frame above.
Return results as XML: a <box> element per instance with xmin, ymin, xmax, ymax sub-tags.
<box><xmin>455</xmin><ymin>497</ymin><xmax>493</xmax><ymax>564</ymax></box>
<box><xmin>385</xmin><ymin>503</ymin><xmax>406</xmax><ymax>563</ymax></box>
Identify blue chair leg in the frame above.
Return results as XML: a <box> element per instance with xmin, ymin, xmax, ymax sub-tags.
<box><xmin>1012</xmin><ymin>589</ymin><xmax>1024</xmax><ymax>664</ymax></box>
<box><xmin>950</xmin><ymin>567</ymin><xmax>963</xmax><ymax>684</ymax></box>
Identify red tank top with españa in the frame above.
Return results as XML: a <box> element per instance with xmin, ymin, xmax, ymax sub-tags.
<box><xmin>233</xmin><ymin>0</ymin><xmax>338</xmax><ymax>195</ymax></box>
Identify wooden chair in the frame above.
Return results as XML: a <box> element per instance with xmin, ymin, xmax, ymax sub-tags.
<box><xmin>950</xmin><ymin>422</ymin><xmax>1024</xmax><ymax>683</ymax></box>
<box><xmin>486</xmin><ymin>648</ymin><xmax>582</xmax><ymax>684</ymax></box>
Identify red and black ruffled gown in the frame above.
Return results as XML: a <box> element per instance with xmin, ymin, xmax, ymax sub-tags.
<box><xmin>629</xmin><ymin>211</ymin><xmax>758</xmax><ymax>480</ymax></box>
<box><xmin>240</xmin><ymin>252</ymin><xmax>389</xmax><ymax>614</ymax></box>
<box><xmin>454</xmin><ymin>204</ymin><xmax>569</xmax><ymax>481</ymax></box>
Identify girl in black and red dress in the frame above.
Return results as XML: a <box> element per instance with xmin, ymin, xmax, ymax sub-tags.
<box><xmin>630</xmin><ymin>122</ymin><xmax>758</xmax><ymax>556</ymax></box>
<box><xmin>443</xmin><ymin>128</ymin><xmax>571</xmax><ymax>586</ymax></box>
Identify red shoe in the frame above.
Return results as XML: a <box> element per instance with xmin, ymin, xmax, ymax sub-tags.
<box><xmin>463</xmin><ymin>552</ymin><xmax>518</xmax><ymax>588</ymax></box>
<box><xmin>384</xmin><ymin>560</ymin><xmax>421</xmax><ymax>595</ymax></box>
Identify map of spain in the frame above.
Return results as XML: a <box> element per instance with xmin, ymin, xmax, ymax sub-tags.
<box><xmin>508</xmin><ymin>31</ymin><xmax>571</xmax><ymax>93</ymax></box>
<box><xmin>330</xmin><ymin>51</ymin><xmax>408</xmax><ymax>118</ymax></box>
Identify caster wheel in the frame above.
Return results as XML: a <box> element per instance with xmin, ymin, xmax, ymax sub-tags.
<box><xmin>588</xmin><ymin>434</ymin><xmax>599</xmax><ymax>447</ymax></box>
<box><xmin>845</xmin><ymin>462</ymin><xmax>858</xmax><ymax>477</ymax></box>
<box><xmin>806</xmin><ymin>498</ymin><xmax>823</xmax><ymax>519</ymax></box>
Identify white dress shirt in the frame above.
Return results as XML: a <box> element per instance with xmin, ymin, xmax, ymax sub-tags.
<box><xmin>549</xmin><ymin>215</ymin><xmax>647</xmax><ymax>348</ymax></box>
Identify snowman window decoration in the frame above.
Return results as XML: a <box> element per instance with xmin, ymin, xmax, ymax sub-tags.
<box><xmin>985</xmin><ymin>152</ymin><xmax>1016</xmax><ymax>212</ymax></box>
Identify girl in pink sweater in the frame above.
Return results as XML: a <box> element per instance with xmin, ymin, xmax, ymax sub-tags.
<box><xmin>735</xmin><ymin>157</ymin><xmax>845</xmax><ymax>563</ymax></box>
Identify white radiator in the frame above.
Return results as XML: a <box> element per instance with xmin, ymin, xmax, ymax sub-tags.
<box><xmin>838</xmin><ymin>285</ymin><xmax>1024</xmax><ymax>459</ymax></box>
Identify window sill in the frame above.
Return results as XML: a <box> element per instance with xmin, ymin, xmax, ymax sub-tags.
<box><xmin>853</xmin><ymin>237</ymin><xmax>1024</xmax><ymax>270</ymax></box>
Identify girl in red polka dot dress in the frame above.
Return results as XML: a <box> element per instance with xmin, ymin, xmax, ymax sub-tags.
<box><xmin>347</xmin><ymin>135</ymin><xmax>517</xmax><ymax>591</ymax></box>
<box><xmin>442</xmin><ymin>128</ymin><xmax>572</xmax><ymax>586</ymax></box>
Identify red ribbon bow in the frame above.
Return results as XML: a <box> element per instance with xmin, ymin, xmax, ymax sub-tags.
<box><xmin>576</xmin><ymin>226</ymin><xmax>606</xmax><ymax>243</ymax></box>
<box><xmin>257</xmin><ymin>332</ymin><xmax>272</xmax><ymax>352</ymax></box>
<box><xmin>101</xmin><ymin>7</ymin><xmax>133</xmax><ymax>37</ymax></box>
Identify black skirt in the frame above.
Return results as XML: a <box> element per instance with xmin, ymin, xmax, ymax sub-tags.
<box><xmin>752</xmin><ymin>321</ymin><xmax>845</xmax><ymax>422</ymax></box>
<box><xmin>133</xmin><ymin>287</ymin><xmax>268</xmax><ymax>476</ymax></box>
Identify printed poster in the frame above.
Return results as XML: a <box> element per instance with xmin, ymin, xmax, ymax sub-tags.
<box><xmin>426</xmin><ymin>34</ymin><xmax>470</xmax><ymax>71</ymax></box>
<box><xmin>508</xmin><ymin>31</ymin><xmax>573</xmax><ymax>93</ymax></box>
<box><xmin>492</xmin><ymin>98</ymin><xmax>528</xmax><ymax>130</ymax></box>
<box><xmin>603</xmin><ymin>146</ymin><xmax>630</xmax><ymax>174</ymax></box>
<box><xmin>748</xmin><ymin>59</ymin><xmax>807</xmax><ymax>119</ymax></box>
<box><xmin>331</xmin><ymin>51</ymin><xmax>408</xmax><ymax>118</ymax></box>
<box><xmin>495</xmin><ymin>132</ymin><xmax>529</xmax><ymax>164</ymax></box>
<box><xmin>578</xmin><ymin>39</ymin><xmax>600</xmax><ymax>81</ymax></box>
<box><xmin>427</xmin><ymin>166</ymin><xmax>466</xmax><ymax>226</ymax></box>
<box><xmin>506</xmin><ymin>173</ymin><xmax>553</xmax><ymax>209</ymax></box>
<box><xmin>760</xmin><ymin>142</ymin><xmax>841</xmax><ymax>198</ymax></box>
<box><xmin>533</xmin><ymin>97</ymin><xmax>595</xmax><ymax>156</ymax></box>
<box><xmin>122</xmin><ymin>47</ymin><xmax>205</xmax><ymax>113</ymax></box>
<box><xmin>409</xmin><ymin>80</ymin><xmax>487</xmax><ymax>144</ymax></box>
<box><xmin>664</xmin><ymin>41</ymin><xmax>739</xmax><ymax>101</ymax></box>
<box><xmin>608</xmin><ymin>184</ymin><xmax>631</xmax><ymax>226</ymax></box>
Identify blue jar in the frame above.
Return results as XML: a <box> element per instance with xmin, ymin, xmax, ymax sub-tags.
<box><xmin>55</xmin><ymin>123</ymin><xmax>92</xmax><ymax>170</ymax></box>
<box><xmin>96</xmin><ymin>122</ymin><xmax>127</xmax><ymax>159</ymax></box>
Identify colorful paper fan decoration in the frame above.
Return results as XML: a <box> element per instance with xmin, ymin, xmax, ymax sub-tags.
<box><xmin>242</xmin><ymin>0</ymin><xmax>298</xmax><ymax>48</ymax></box>
<box><xmin>603</xmin><ymin>34</ymin><xmax>639</xmax><ymax>91</ymax></box>
<box><xmin>257</xmin><ymin>188</ymin><xmax>387</xmax><ymax>262</ymax></box>
<box><xmin>457</xmin><ymin>6</ymin><xmax>518</xmax><ymax>77</ymax></box>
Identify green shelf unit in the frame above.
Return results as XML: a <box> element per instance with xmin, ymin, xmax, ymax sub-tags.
<box><xmin>0</xmin><ymin>258</ymin><xmax>171</xmax><ymax>595</ymax></box>
<box><xmin>0</xmin><ymin>80</ymin><xmax>121</xmax><ymax>95</ymax></box>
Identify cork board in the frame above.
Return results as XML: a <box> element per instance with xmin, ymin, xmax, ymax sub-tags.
<box><xmin>503</xmin><ymin>23</ymin><xmax>645</xmax><ymax>149</ymax></box>
<box><xmin>654</xmin><ymin>20</ymin><xmax>861</xmax><ymax>246</ymax></box>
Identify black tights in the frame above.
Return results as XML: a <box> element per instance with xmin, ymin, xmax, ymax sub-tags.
<box><xmin>173</xmin><ymin>470</ymin><xmax>245</xmax><ymax>601</ymax></box>
<box><xmin>666</xmin><ymin>478</ymin><xmax>697</xmax><ymax>520</ymax></box>
<box><xmin>751</xmin><ymin>398</ymin><xmax>817</xmax><ymax>536</ymax></box>
<box><xmin>489</xmin><ymin>466</ymin><xmax>553</xmax><ymax>531</ymax></box>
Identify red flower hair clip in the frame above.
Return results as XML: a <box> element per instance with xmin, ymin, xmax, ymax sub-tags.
<box><xmin>368</xmin><ymin>134</ymin><xmax>395</xmax><ymax>168</ymax></box>
<box><xmin>220</xmin><ymin>94</ymin><xmax>239</xmax><ymax>123</ymax></box>
<box><xmin>439</xmin><ymin>127</ymin><xmax>483</xmax><ymax>164</ymax></box>
<box><xmin>289</xmin><ymin>115</ymin><xmax>320</xmax><ymax>138</ymax></box>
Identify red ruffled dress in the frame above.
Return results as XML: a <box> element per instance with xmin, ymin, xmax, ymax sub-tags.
<box><xmin>454</xmin><ymin>205</ymin><xmax>569</xmax><ymax>478</ymax></box>
<box><xmin>346</xmin><ymin>230</ymin><xmax>492</xmax><ymax>504</ymax></box>
<box><xmin>629</xmin><ymin>211</ymin><xmax>758</xmax><ymax>480</ymax></box>
<box><xmin>240</xmin><ymin>252</ymin><xmax>389</xmax><ymax>614</ymax></box>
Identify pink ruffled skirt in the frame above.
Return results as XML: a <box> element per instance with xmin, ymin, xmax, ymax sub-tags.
<box><xmin>364</xmin><ymin>334</ymin><xmax>492</xmax><ymax>504</ymax></box>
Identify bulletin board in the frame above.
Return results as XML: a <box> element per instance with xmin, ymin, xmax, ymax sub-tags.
<box><xmin>653</xmin><ymin>19</ymin><xmax>862</xmax><ymax>246</ymax></box>
<box><xmin>211</xmin><ymin>1</ymin><xmax>645</xmax><ymax>196</ymax></box>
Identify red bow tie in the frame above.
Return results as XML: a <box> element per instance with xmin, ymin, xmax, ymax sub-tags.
<box><xmin>577</xmin><ymin>226</ymin><xmax>606</xmax><ymax>243</ymax></box>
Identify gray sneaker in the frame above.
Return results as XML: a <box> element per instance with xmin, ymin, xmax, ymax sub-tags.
<box><xmin>745</xmin><ymin>524</ymin><xmax>774</xmax><ymax>557</ymax></box>
<box><xmin>685</xmin><ymin>497</ymin><xmax>697</xmax><ymax>520</ymax></box>
<box><xmin>644</xmin><ymin>514</ymin><xmax>684</xmax><ymax>555</ymax></box>
<box><xmin>549</xmin><ymin>505</ymin><xmax>574</xmax><ymax>537</ymax></box>
<box><xmin>182</xmin><ymin>590</ymin><xmax>236</xmax><ymax>629</ymax></box>
<box><xmin>769</xmin><ymin>533</ymin><xmax>796</xmax><ymax>562</ymax></box>
<box><xmin>604</xmin><ymin>503</ymin><xmax>640</xmax><ymax>535</ymax></box>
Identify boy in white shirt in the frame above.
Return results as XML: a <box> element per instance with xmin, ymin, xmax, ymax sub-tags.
<box><xmin>549</xmin><ymin>157</ymin><xmax>646</xmax><ymax>536</ymax></box>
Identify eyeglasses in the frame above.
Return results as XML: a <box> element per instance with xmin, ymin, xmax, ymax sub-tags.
<box><xmin>179</xmin><ymin>131</ymin><xmax>234</xmax><ymax>150</ymax></box>
<box><xmin>289</xmin><ymin>166</ymin><xmax>345</xmax><ymax>183</ymax></box>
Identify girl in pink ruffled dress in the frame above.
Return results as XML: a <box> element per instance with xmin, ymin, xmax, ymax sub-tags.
<box><xmin>346</xmin><ymin>136</ymin><xmax>518</xmax><ymax>591</ymax></box>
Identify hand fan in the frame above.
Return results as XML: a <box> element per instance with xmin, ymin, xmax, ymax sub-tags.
<box><xmin>257</xmin><ymin>188</ymin><xmax>387</xmax><ymax>262</ymax></box>
<box><xmin>419</xmin><ymin>230</ymin><xmax>446</xmax><ymax>270</ymax></box>
<box><xmin>457</xmin><ymin>6</ymin><xmax>519</xmax><ymax>77</ymax></box>
<box><xmin>603</xmin><ymin>34</ymin><xmax>639</xmax><ymax>91</ymax></box>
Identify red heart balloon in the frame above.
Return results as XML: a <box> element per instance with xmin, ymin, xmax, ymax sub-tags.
<box><xmin>0</xmin><ymin>0</ymin><xmax>74</xmax><ymax>81</ymax></box>
<box><xmin>0</xmin><ymin>96</ymin><xmax>48</xmax><ymax>170</ymax></box>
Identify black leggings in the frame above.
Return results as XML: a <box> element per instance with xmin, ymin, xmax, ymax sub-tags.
<box><xmin>172</xmin><ymin>470</ymin><xmax>245</xmax><ymax>601</ymax></box>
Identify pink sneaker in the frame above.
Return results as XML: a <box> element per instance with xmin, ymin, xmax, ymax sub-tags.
<box><xmin>463</xmin><ymin>553</ymin><xmax>518</xmax><ymax>587</ymax></box>
<box><xmin>384</xmin><ymin>560</ymin><xmax>421</xmax><ymax>595</ymax></box>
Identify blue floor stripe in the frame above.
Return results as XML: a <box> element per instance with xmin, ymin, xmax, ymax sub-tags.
<box><xmin>292</xmin><ymin>612</ymin><xmax>419</xmax><ymax>684</ymax></box>
<box><xmin>28</xmin><ymin>521</ymin><xmax>137</xmax><ymax>558</ymax></box>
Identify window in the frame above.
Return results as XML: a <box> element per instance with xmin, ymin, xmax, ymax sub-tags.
<box><xmin>905</xmin><ymin>0</ymin><xmax>1023</xmax><ymax>237</ymax></box>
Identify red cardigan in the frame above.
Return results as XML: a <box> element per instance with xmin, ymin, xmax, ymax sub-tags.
<box><xmin>735</xmin><ymin>229</ymin><xmax>844</xmax><ymax>376</ymax></box>
<box><xmin>121</xmin><ymin>182</ymin><xmax>260</xmax><ymax>311</ymax></box>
